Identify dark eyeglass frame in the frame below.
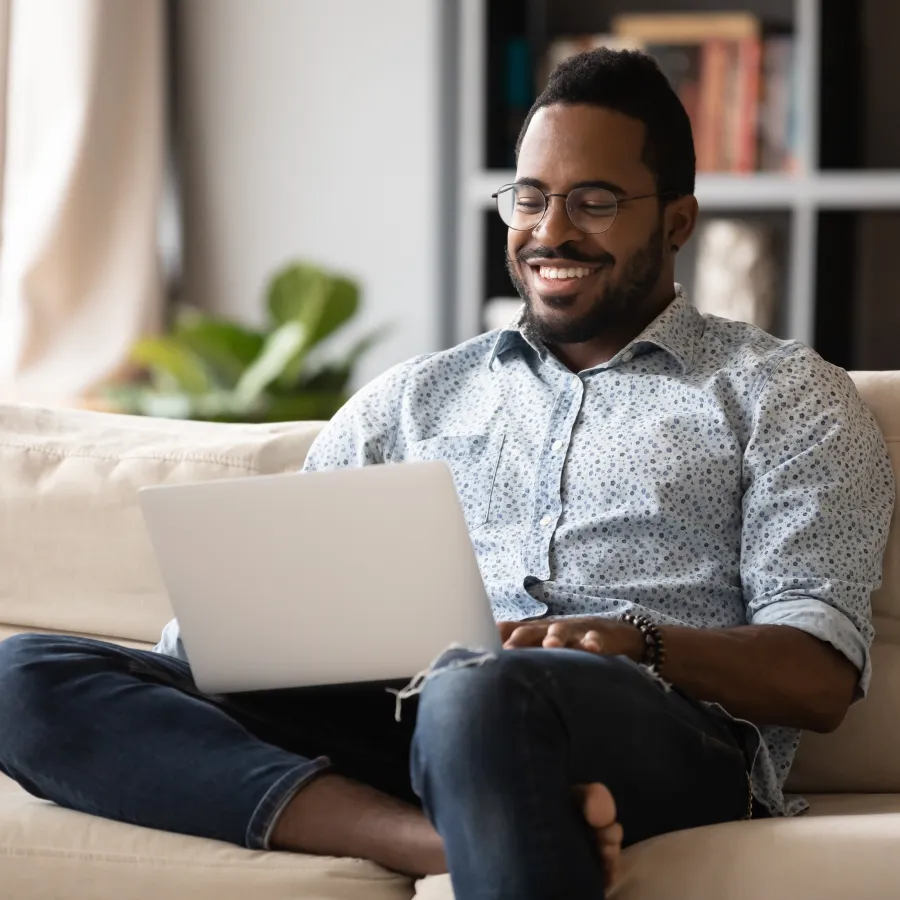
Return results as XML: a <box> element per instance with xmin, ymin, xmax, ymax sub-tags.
<box><xmin>491</xmin><ymin>183</ymin><xmax>676</xmax><ymax>234</ymax></box>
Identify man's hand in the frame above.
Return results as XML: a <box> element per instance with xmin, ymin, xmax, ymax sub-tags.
<box><xmin>498</xmin><ymin>617</ymin><xmax>644</xmax><ymax>661</ymax></box>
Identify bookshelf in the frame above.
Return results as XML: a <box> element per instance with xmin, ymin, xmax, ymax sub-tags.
<box><xmin>451</xmin><ymin>0</ymin><xmax>900</xmax><ymax>369</ymax></box>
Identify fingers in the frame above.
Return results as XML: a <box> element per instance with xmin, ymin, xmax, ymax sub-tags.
<box><xmin>541</xmin><ymin>621</ymin><xmax>571</xmax><ymax>648</ymax></box>
<box><xmin>501</xmin><ymin>619</ymin><xmax>605</xmax><ymax>653</ymax></box>
<box><xmin>503</xmin><ymin>624</ymin><xmax>548</xmax><ymax>648</ymax></box>
<box><xmin>581</xmin><ymin>629</ymin><xmax>604</xmax><ymax>653</ymax></box>
<box><xmin>543</xmin><ymin>622</ymin><xmax>603</xmax><ymax>653</ymax></box>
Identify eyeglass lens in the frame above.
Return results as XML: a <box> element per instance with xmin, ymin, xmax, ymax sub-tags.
<box><xmin>496</xmin><ymin>184</ymin><xmax>619</xmax><ymax>234</ymax></box>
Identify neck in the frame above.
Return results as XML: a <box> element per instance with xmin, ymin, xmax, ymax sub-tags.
<box><xmin>548</xmin><ymin>287</ymin><xmax>676</xmax><ymax>374</ymax></box>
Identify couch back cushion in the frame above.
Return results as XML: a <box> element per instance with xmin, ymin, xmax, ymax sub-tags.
<box><xmin>0</xmin><ymin>405</ymin><xmax>324</xmax><ymax>644</ymax></box>
<box><xmin>787</xmin><ymin>371</ymin><xmax>900</xmax><ymax>792</ymax></box>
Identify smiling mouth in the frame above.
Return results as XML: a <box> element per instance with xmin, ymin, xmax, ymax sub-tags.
<box><xmin>527</xmin><ymin>263</ymin><xmax>605</xmax><ymax>294</ymax></box>
<box><xmin>537</xmin><ymin>265</ymin><xmax>596</xmax><ymax>280</ymax></box>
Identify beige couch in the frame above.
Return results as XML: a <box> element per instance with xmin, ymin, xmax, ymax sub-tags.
<box><xmin>2</xmin><ymin>372</ymin><xmax>900</xmax><ymax>899</ymax></box>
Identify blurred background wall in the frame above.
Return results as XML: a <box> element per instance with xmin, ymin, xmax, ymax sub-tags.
<box><xmin>173</xmin><ymin>0</ymin><xmax>444</xmax><ymax>387</ymax></box>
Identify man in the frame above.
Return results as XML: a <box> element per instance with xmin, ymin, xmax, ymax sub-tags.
<box><xmin>0</xmin><ymin>48</ymin><xmax>894</xmax><ymax>900</ymax></box>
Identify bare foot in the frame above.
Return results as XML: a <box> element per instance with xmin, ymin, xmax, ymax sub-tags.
<box><xmin>579</xmin><ymin>783</ymin><xmax>623</xmax><ymax>889</ymax></box>
<box><xmin>270</xmin><ymin>774</ymin><xmax>446</xmax><ymax>877</ymax></box>
<box><xmin>271</xmin><ymin>773</ymin><xmax>621</xmax><ymax>885</ymax></box>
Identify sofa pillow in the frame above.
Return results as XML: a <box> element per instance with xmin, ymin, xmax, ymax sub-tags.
<box><xmin>0</xmin><ymin>404</ymin><xmax>325</xmax><ymax>644</ymax></box>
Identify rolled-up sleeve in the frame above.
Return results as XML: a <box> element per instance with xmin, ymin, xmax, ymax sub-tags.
<box><xmin>741</xmin><ymin>348</ymin><xmax>894</xmax><ymax>696</ymax></box>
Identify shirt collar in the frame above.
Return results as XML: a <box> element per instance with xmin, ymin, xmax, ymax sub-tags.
<box><xmin>627</xmin><ymin>285</ymin><xmax>703</xmax><ymax>373</ymax></box>
<box><xmin>487</xmin><ymin>284</ymin><xmax>702</xmax><ymax>374</ymax></box>
<box><xmin>487</xmin><ymin>303</ymin><xmax>531</xmax><ymax>370</ymax></box>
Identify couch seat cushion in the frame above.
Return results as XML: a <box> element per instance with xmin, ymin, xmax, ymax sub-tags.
<box><xmin>0</xmin><ymin>774</ymin><xmax>414</xmax><ymax>900</ymax></box>
<box><xmin>413</xmin><ymin>794</ymin><xmax>900</xmax><ymax>900</ymax></box>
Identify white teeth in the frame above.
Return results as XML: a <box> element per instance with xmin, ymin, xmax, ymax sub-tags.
<box><xmin>538</xmin><ymin>266</ymin><xmax>593</xmax><ymax>280</ymax></box>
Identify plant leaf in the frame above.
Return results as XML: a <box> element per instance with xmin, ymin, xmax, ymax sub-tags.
<box><xmin>130</xmin><ymin>337</ymin><xmax>211</xmax><ymax>394</ymax></box>
<box><xmin>267</xmin><ymin>265</ymin><xmax>361</xmax><ymax>388</ymax></box>
<box><xmin>233</xmin><ymin>320</ymin><xmax>308</xmax><ymax>408</ymax></box>
<box><xmin>278</xmin><ymin>277</ymin><xmax>362</xmax><ymax>387</ymax></box>
<box><xmin>267</xmin><ymin>263</ymin><xmax>330</xmax><ymax>326</ymax></box>
<box><xmin>294</xmin><ymin>365</ymin><xmax>351</xmax><ymax>394</ymax></box>
<box><xmin>262</xmin><ymin>391</ymin><xmax>348</xmax><ymax>422</ymax></box>
<box><xmin>296</xmin><ymin>325</ymin><xmax>391</xmax><ymax>393</ymax></box>
<box><xmin>308</xmin><ymin>276</ymin><xmax>359</xmax><ymax>347</ymax></box>
<box><xmin>173</xmin><ymin>309</ymin><xmax>265</xmax><ymax>387</ymax></box>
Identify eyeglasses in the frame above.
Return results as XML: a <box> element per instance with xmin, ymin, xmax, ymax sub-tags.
<box><xmin>492</xmin><ymin>183</ymin><xmax>673</xmax><ymax>234</ymax></box>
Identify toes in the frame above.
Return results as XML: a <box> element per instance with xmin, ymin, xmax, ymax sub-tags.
<box><xmin>601</xmin><ymin>844</ymin><xmax>621</xmax><ymax>889</ymax></box>
<box><xmin>576</xmin><ymin>783</ymin><xmax>623</xmax><ymax>889</ymax></box>
<box><xmin>597</xmin><ymin>821</ymin><xmax>624</xmax><ymax>848</ymax></box>
<box><xmin>597</xmin><ymin>821</ymin><xmax>623</xmax><ymax>890</ymax></box>
<box><xmin>581</xmin><ymin>782</ymin><xmax>618</xmax><ymax>828</ymax></box>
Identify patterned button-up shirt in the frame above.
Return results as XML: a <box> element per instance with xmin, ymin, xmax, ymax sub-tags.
<box><xmin>154</xmin><ymin>286</ymin><xmax>894</xmax><ymax>816</ymax></box>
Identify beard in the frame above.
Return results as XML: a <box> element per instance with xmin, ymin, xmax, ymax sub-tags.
<box><xmin>506</xmin><ymin>223</ymin><xmax>665</xmax><ymax>346</ymax></box>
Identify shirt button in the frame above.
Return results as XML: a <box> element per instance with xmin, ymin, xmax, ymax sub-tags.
<box><xmin>622</xmin><ymin>351</ymin><xmax>634</xmax><ymax>363</ymax></box>
<box><xmin>551</xmin><ymin>439</ymin><xmax>563</xmax><ymax>452</ymax></box>
<box><xmin>540</xmin><ymin>515</ymin><xmax>552</xmax><ymax>527</ymax></box>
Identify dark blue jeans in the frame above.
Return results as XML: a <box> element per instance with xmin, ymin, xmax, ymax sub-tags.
<box><xmin>0</xmin><ymin>634</ymin><xmax>759</xmax><ymax>899</ymax></box>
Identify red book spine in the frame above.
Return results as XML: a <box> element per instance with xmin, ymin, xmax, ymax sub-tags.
<box><xmin>735</xmin><ymin>36</ymin><xmax>762</xmax><ymax>173</ymax></box>
<box><xmin>697</xmin><ymin>39</ymin><xmax>728</xmax><ymax>172</ymax></box>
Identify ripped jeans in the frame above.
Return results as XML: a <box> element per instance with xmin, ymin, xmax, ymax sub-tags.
<box><xmin>0</xmin><ymin>634</ymin><xmax>760</xmax><ymax>900</ymax></box>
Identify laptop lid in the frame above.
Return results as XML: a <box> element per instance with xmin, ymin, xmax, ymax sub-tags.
<box><xmin>139</xmin><ymin>461</ymin><xmax>500</xmax><ymax>693</ymax></box>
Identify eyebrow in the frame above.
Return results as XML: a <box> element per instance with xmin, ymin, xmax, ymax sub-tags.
<box><xmin>515</xmin><ymin>176</ymin><xmax>628</xmax><ymax>196</ymax></box>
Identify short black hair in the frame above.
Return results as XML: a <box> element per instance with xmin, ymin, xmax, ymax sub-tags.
<box><xmin>516</xmin><ymin>48</ymin><xmax>695</xmax><ymax>199</ymax></box>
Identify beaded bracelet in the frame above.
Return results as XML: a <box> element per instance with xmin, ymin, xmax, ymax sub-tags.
<box><xmin>622</xmin><ymin>613</ymin><xmax>667</xmax><ymax>676</ymax></box>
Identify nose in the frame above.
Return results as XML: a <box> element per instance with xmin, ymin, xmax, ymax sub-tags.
<box><xmin>530</xmin><ymin>194</ymin><xmax>583</xmax><ymax>246</ymax></box>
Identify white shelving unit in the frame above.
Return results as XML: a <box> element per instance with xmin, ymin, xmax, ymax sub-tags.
<box><xmin>453</xmin><ymin>0</ymin><xmax>900</xmax><ymax>350</ymax></box>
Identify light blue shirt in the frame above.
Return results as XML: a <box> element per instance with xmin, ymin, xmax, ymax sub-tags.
<box><xmin>155</xmin><ymin>287</ymin><xmax>894</xmax><ymax>816</ymax></box>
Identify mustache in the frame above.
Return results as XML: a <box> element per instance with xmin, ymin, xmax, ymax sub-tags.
<box><xmin>515</xmin><ymin>244</ymin><xmax>615</xmax><ymax>266</ymax></box>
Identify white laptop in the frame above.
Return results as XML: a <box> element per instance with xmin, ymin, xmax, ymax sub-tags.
<box><xmin>138</xmin><ymin>461</ymin><xmax>501</xmax><ymax>694</ymax></box>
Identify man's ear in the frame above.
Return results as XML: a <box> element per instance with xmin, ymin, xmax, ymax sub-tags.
<box><xmin>666</xmin><ymin>194</ymin><xmax>699</xmax><ymax>254</ymax></box>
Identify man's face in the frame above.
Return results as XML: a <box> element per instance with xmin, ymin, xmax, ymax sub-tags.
<box><xmin>506</xmin><ymin>104</ymin><xmax>669</xmax><ymax>346</ymax></box>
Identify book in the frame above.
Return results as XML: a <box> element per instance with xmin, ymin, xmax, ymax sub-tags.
<box><xmin>734</xmin><ymin>37</ymin><xmax>762</xmax><ymax>172</ymax></box>
<box><xmin>502</xmin><ymin>36</ymin><xmax>534</xmax><ymax>168</ymax></box>
<box><xmin>542</xmin><ymin>13</ymin><xmax>794</xmax><ymax>175</ymax></box>
<box><xmin>612</xmin><ymin>12</ymin><xmax>763</xmax><ymax>173</ymax></box>
<box><xmin>644</xmin><ymin>42</ymin><xmax>704</xmax><ymax>136</ymax></box>
<box><xmin>611</xmin><ymin>12</ymin><xmax>759</xmax><ymax>43</ymax></box>
<box><xmin>696</xmin><ymin>38</ymin><xmax>730</xmax><ymax>171</ymax></box>
<box><xmin>758</xmin><ymin>35</ymin><xmax>795</xmax><ymax>172</ymax></box>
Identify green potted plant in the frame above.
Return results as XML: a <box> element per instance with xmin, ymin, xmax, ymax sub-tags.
<box><xmin>106</xmin><ymin>262</ymin><xmax>386</xmax><ymax>423</ymax></box>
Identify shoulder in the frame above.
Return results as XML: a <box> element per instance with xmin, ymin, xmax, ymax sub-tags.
<box><xmin>755</xmin><ymin>343</ymin><xmax>864</xmax><ymax>412</ymax></box>
<box><xmin>354</xmin><ymin>331</ymin><xmax>500</xmax><ymax>401</ymax></box>
<box><xmin>695</xmin><ymin>313</ymin><xmax>797</xmax><ymax>378</ymax></box>
<box><xmin>693</xmin><ymin>314</ymin><xmax>861</xmax><ymax>406</ymax></box>
<box><xmin>325</xmin><ymin>331</ymin><xmax>502</xmax><ymax>435</ymax></box>
<box><xmin>404</xmin><ymin>330</ymin><xmax>502</xmax><ymax>383</ymax></box>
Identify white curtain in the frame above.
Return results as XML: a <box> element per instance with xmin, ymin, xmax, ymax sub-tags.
<box><xmin>0</xmin><ymin>0</ymin><xmax>164</xmax><ymax>405</ymax></box>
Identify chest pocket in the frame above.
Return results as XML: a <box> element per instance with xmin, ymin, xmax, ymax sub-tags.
<box><xmin>406</xmin><ymin>432</ymin><xmax>505</xmax><ymax>531</ymax></box>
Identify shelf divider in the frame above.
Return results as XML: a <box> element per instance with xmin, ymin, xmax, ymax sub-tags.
<box><xmin>470</xmin><ymin>171</ymin><xmax>900</xmax><ymax>210</ymax></box>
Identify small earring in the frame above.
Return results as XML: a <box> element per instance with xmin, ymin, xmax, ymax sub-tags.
<box><xmin>670</xmin><ymin>244</ymin><xmax>679</xmax><ymax>252</ymax></box>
